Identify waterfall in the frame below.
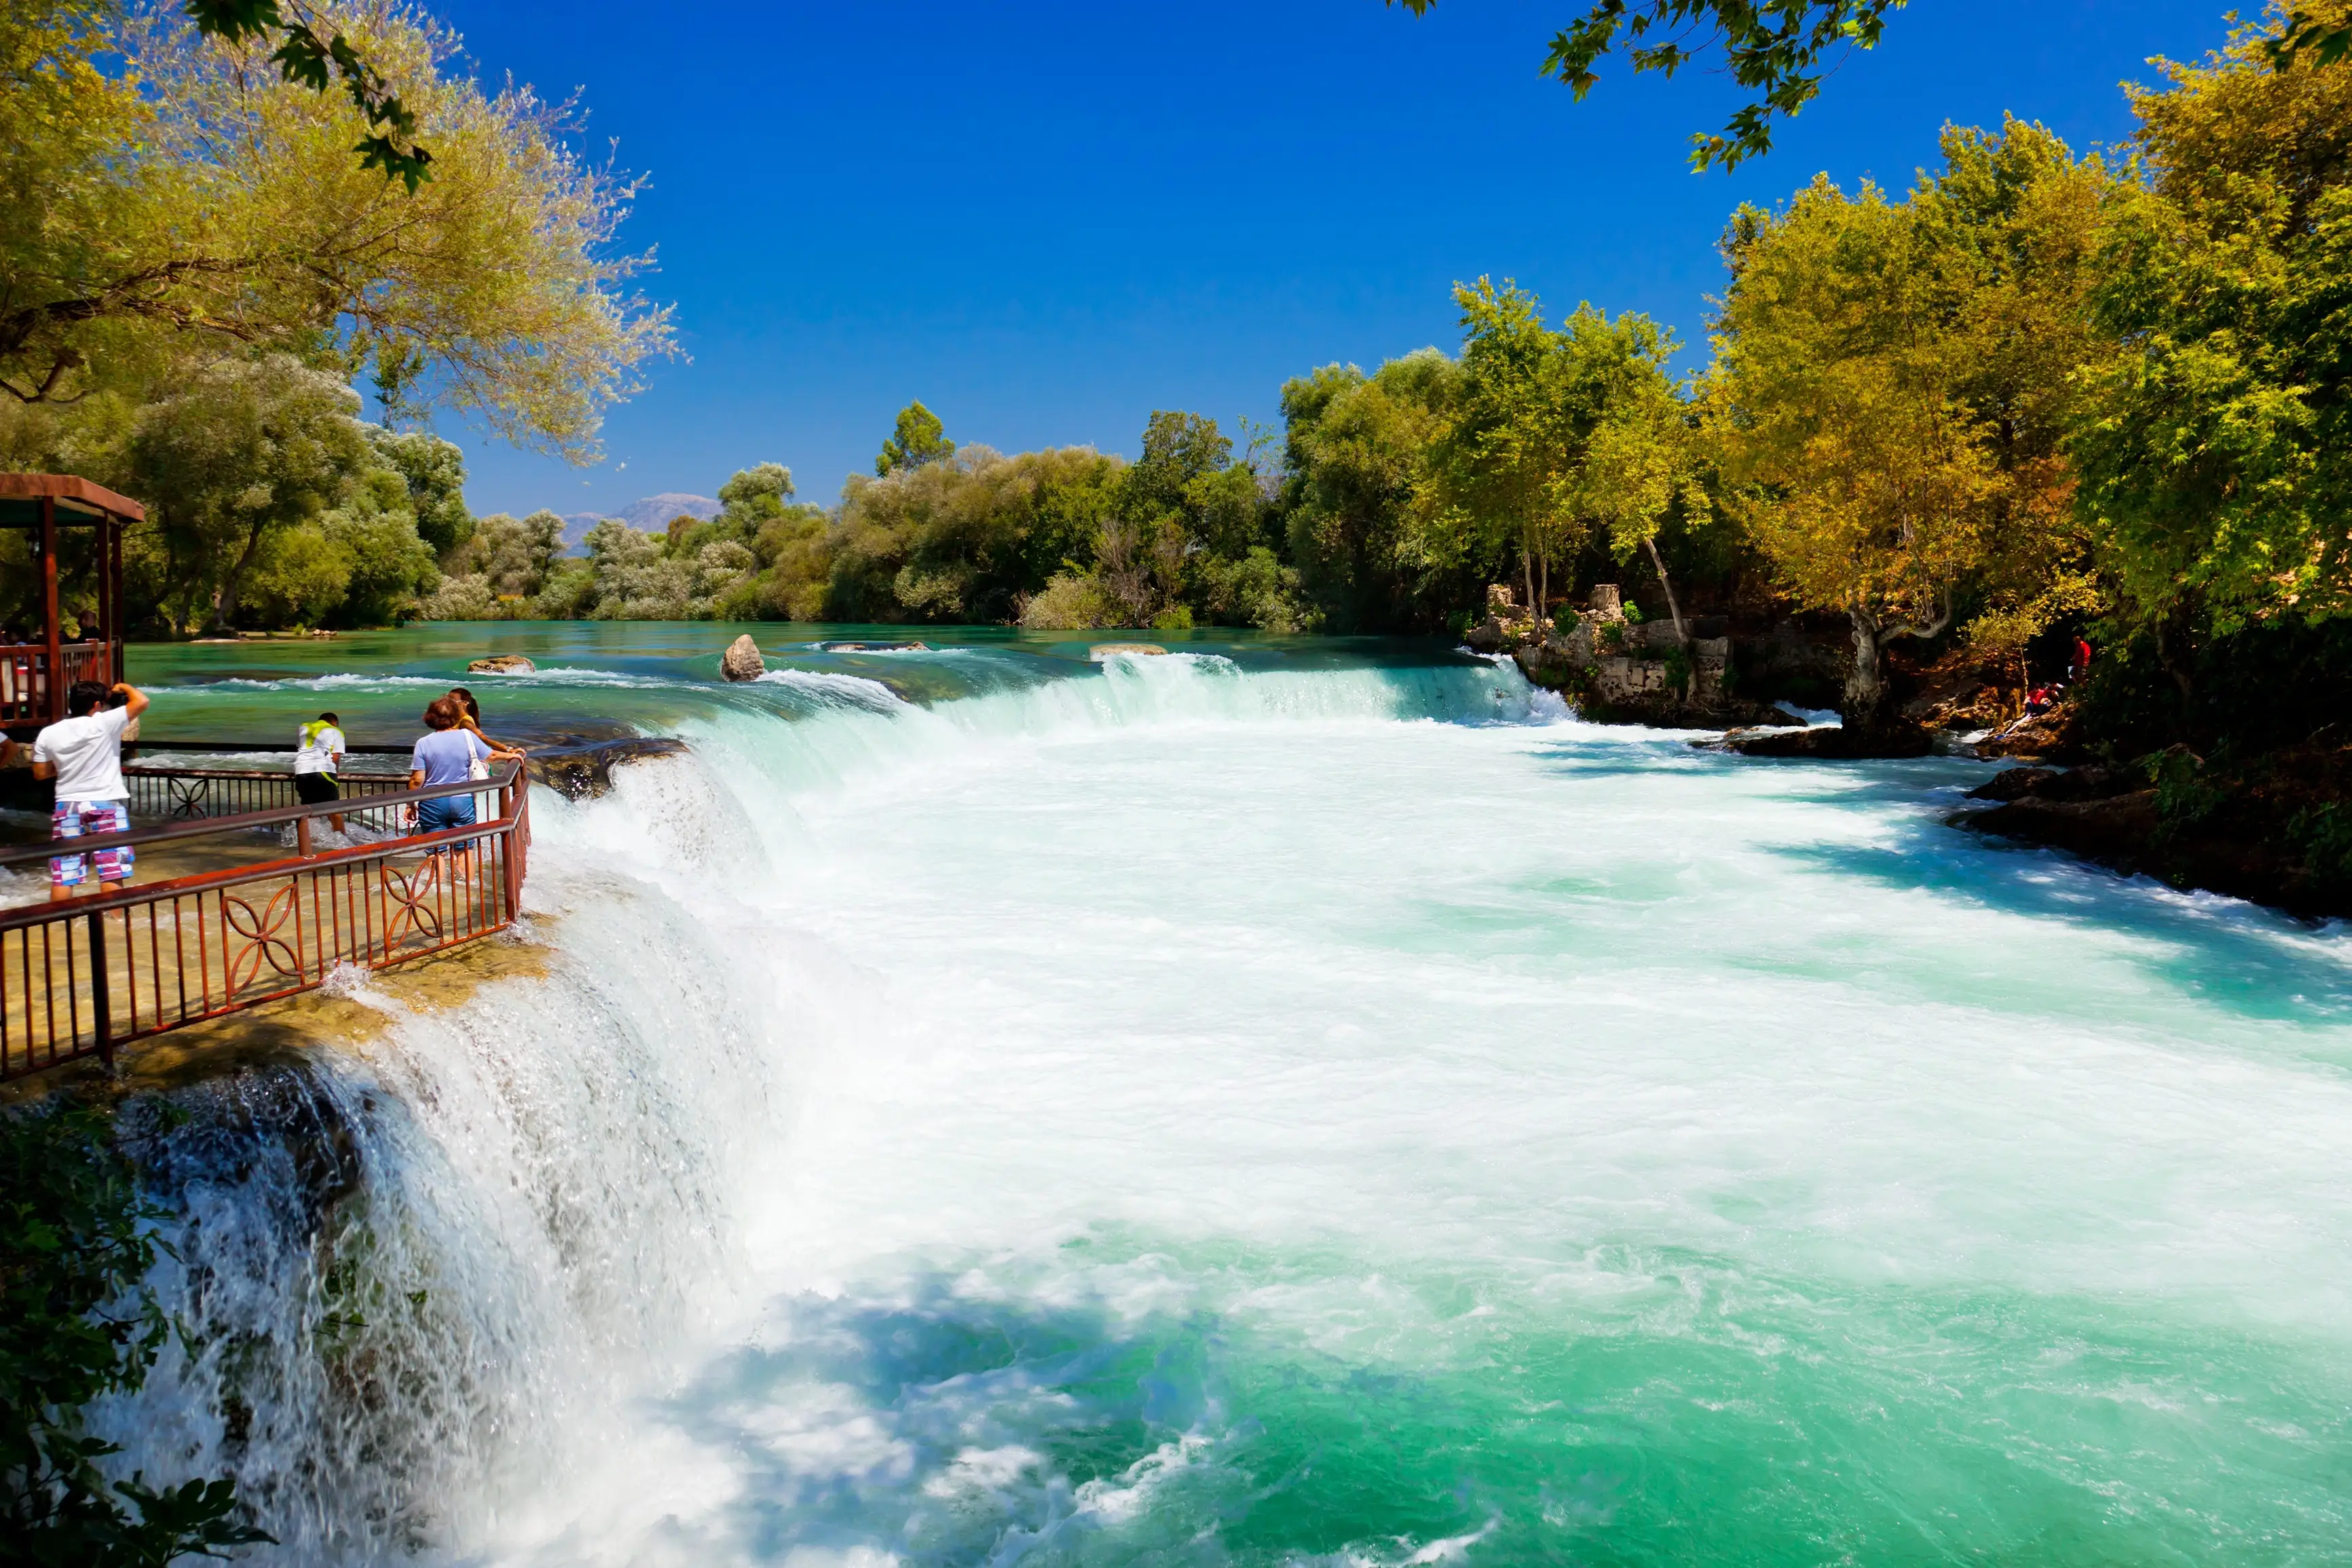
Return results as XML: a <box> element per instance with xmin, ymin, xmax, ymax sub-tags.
<box><xmin>83</xmin><ymin>644</ymin><xmax>2352</xmax><ymax>1564</ymax></box>
<box><xmin>91</xmin><ymin>651</ymin><xmax>1563</xmax><ymax>1560</ymax></box>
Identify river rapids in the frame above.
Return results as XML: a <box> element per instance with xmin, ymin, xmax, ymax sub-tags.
<box><xmin>78</xmin><ymin>627</ymin><xmax>2352</xmax><ymax>1565</ymax></box>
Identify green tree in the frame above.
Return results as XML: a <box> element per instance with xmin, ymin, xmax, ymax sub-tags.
<box><xmin>1382</xmin><ymin>3</ymin><xmax>2348</xmax><ymax>170</ymax></box>
<box><xmin>875</xmin><ymin>402</ymin><xmax>955</xmax><ymax>476</ymax></box>
<box><xmin>1</xmin><ymin>2</ymin><xmax>674</xmax><ymax>458</ymax></box>
<box><xmin>365</xmin><ymin>426</ymin><xmax>471</xmax><ymax>555</ymax></box>
<box><xmin>833</xmin><ymin>446</ymin><xmax>1122</xmax><ymax>624</ymax></box>
<box><xmin>1421</xmin><ymin>281</ymin><xmax>1682</xmax><ymax>624</ymax></box>
<box><xmin>1280</xmin><ymin>350</ymin><xmax>1461</xmax><ymax>633</ymax></box>
<box><xmin>1707</xmin><ymin>122</ymin><xmax>2107</xmax><ymax>729</ymax></box>
<box><xmin>127</xmin><ymin>354</ymin><xmax>377</xmax><ymax>633</ymax></box>
<box><xmin>2070</xmin><ymin>1</ymin><xmax>2352</xmax><ymax>694</ymax></box>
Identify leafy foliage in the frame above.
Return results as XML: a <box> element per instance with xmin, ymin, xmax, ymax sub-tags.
<box><xmin>2071</xmin><ymin>0</ymin><xmax>2352</xmax><ymax>642</ymax></box>
<box><xmin>183</xmin><ymin>0</ymin><xmax>433</xmax><ymax>189</ymax></box>
<box><xmin>0</xmin><ymin>1105</ymin><xmax>269</xmax><ymax>1564</ymax></box>
<box><xmin>0</xmin><ymin>1</ymin><xmax>675</xmax><ymax>458</ymax></box>
<box><xmin>1385</xmin><ymin>0</ymin><xmax>1905</xmax><ymax>169</ymax></box>
<box><xmin>875</xmin><ymin>402</ymin><xmax>956</xmax><ymax>477</ymax></box>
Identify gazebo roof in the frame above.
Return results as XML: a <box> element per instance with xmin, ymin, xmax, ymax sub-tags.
<box><xmin>0</xmin><ymin>474</ymin><xmax>145</xmax><ymax>527</ymax></box>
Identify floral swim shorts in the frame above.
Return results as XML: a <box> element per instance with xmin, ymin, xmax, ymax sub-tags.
<box><xmin>51</xmin><ymin>799</ymin><xmax>133</xmax><ymax>889</ymax></box>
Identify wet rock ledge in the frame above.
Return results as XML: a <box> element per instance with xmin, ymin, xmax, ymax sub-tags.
<box><xmin>525</xmin><ymin>736</ymin><xmax>688</xmax><ymax>800</ymax></box>
<box><xmin>1954</xmin><ymin>757</ymin><xmax>2349</xmax><ymax>920</ymax></box>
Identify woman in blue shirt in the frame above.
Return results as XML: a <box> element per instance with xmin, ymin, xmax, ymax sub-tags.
<box><xmin>408</xmin><ymin>696</ymin><xmax>523</xmax><ymax>849</ymax></box>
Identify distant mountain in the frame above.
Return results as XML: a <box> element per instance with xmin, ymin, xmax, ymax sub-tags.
<box><xmin>554</xmin><ymin>493</ymin><xmax>722</xmax><ymax>555</ymax></box>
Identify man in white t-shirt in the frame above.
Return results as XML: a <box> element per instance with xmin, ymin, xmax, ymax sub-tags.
<box><xmin>294</xmin><ymin>710</ymin><xmax>348</xmax><ymax>833</ymax></box>
<box><xmin>31</xmin><ymin>679</ymin><xmax>151</xmax><ymax>901</ymax></box>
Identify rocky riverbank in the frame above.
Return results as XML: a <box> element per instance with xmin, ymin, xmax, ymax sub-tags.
<box><xmin>1952</xmin><ymin>741</ymin><xmax>2352</xmax><ymax>920</ymax></box>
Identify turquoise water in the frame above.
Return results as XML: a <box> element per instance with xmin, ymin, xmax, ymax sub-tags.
<box><xmin>109</xmin><ymin>624</ymin><xmax>2352</xmax><ymax>1565</ymax></box>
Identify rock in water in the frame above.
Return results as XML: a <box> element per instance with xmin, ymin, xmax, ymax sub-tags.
<box><xmin>720</xmin><ymin>634</ymin><xmax>766</xmax><ymax>682</ymax></box>
<box><xmin>468</xmin><ymin>654</ymin><xmax>535</xmax><ymax>675</ymax></box>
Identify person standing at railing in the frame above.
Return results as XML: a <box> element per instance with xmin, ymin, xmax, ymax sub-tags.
<box><xmin>294</xmin><ymin>711</ymin><xmax>348</xmax><ymax>836</ymax></box>
<box><xmin>407</xmin><ymin>697</ymin><xmax>522</xmax><ymax>861</ymax></box>
<box><xmin>29</xmin><ymin>679</ymin><xmax>149</xmax><ymax>903</ymax></box>
<box><xmin>446</xmin><ymin>686</ymin><xmax>522</xmax><ymax>823</ymax></box>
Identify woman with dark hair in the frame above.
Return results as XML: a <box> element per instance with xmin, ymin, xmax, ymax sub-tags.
<box><xmin>407</xmin><ymin>696</ymin><xmax>522</xmax><ymax>855</ymax></box>
<box><xmin>445</xmin><ymin>686</ymin><xmax>520</xmax><ymax>820</ymax></box>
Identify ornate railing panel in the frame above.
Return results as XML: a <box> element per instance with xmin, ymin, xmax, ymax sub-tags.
<box><xmin>124</xmin><ymin>765</ymin><xmax>412</xmax><ymax>825</ymax></box>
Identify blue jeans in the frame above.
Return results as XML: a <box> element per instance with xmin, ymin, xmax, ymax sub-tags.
<box><xmin>417</xmin><ymin>794</ymin><xmax>477</xmax><ymax>834</ymax></box>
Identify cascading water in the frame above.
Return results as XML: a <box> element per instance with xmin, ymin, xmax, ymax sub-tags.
<box><xmin>88</xmin><ymin>632</ymin><xmax>2352</xmax><ymax>1565</ymax></box>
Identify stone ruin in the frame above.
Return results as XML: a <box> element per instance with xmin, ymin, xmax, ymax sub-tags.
<box><xmin>1466</xmin><ymin>583</ymin><xmax>1769</xmax><ymax>725</ymax></box>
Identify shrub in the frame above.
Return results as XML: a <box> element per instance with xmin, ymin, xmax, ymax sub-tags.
<box><xmin>0</xmin><ymin>1104</ymin><xmax>269</xmax><ymax>1561</ymax></box>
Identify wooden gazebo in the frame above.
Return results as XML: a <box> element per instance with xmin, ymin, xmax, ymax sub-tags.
<box><xmin>0</xmin><ymin>474</ymin><xmax>136</xmax><ymax>737</ymax></box>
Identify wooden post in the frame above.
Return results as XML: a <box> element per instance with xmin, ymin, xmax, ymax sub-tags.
<box><xmin>297</xmin><ymin>814</ymin><xmax>314</xmax><ymax>859</ymax></box>
<box><xmin>96</xmin><ymin>514</ymin><xmax>115</xmax><ymax>684</ymax></box>
<box><xmin>111</xmin><ymin>515</ymin><xmax>125</xmax><ymax>682</ymax></box>
<box><xmin>88</xmin><ymin>908</ymin><xmax>112</xmax><ymax>1070</ymax></box>
<box><xmin>39</xmin><ymin>496</ymin><xmax>60</xmax><ymax>722</ymax></box>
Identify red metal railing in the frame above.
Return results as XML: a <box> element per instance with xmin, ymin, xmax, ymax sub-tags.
<box><xmin>0</xmin><ymin>641</ymin><xmax>111</xmax><ymax>726</ymax></box>
<box><xmin>123</xmin><ymin>764</ymin><xmax>413</xmax><ymax>827</ymax></box>
<box><xmin>0</xmin><ymin>760</ymin><xmax>530</xmax><ymax>1080</ymax></box>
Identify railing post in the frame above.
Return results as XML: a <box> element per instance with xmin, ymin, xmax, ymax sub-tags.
<box><xmin>297</xmin><ymin>814</ymin><xmax>314</xmax><ymax>858</ymax></box>
<box><xmin>87</xmin><ymin>908</ymin><xmax>112</xmax><ymax>1072</ymax></box>
<box><xmin>39</xmin><ymin>496</ymin><xmax>61</xmax><ymax>723</ymax></box>
<box><xmin>500</xmin><ymin>782</ymin><xmax>522</xmax><ymax>920</ymax></box>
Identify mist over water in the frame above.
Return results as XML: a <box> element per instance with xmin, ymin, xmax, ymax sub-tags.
<box><xmin>100</xmin><ymin>627</ymin><xmax>2352</xmax><ymax>1565</ymax></box>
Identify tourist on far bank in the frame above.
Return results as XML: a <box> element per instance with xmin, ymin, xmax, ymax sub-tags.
<box><xmin>2070</xmin><ymin>636</ymin><xmax>2093</xmax><ymax>684</ymax></box>
<box><xmin>407</xmin><ymin>696</ymin><xmax>521</xmax><ymax>855</ymax></box>
<box><xmin>295</xmin><ymin>710</ymin><xmax>348</xmax><ymax>835</ymax></box>
<box><xmin>31</xmin><ymin>679</ymin><xmax>149</xmax><ymax>903</ymax></box>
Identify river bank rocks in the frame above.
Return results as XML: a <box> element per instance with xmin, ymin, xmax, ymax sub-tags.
<box><xmin>1956</xmin><ymin>744</ymin><xmax>2352</xmax><ymax>918</ymax></box>
<box><xmin>720</xmin><ymin>635</ymin><xmax>765</xmax><ymax>681</ymax></box>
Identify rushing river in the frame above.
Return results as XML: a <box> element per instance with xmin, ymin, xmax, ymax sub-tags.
<box><xmin>88</xmin><ymin>623</ymin><xmax>2352</xmax><ymax>1565</ymax></box>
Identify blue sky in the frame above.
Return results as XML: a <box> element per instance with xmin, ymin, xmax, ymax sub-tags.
<box><xmin>433</xmin><ymin>0</ymin><xmax>2239</xmax><ymax>519</ymax></box>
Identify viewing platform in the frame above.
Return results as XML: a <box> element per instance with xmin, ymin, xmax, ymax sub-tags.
<box><xmin>0</xmin><ymin>755</ymin><xmax>531</xmax><ymax>1082</ymax></box>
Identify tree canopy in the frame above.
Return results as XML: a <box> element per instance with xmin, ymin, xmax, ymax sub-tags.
<box><xmin>1</xmin><ymin>0</ymin><xmax>674</xmax><ymax>457</ymax></box>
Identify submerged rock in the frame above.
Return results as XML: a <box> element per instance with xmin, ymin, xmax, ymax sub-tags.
<box><xmin>1724</xmin><ymin>722</ymin><xmax>1936</xmax><ymax>759</ymax></box>
<box><xmin>468</xmin><ymin>654</ymin><xmax>535</xmax><ymax>675</ymax></box>
<box><xmin>821</xmin><ymin>640</ymin><xmax>929</xmax><ymax>652</ymax></box>
<box><xmin>720</xmin><ymin>634</ymin><xmax>765</xmax><ymax>682</ymax></box>
<box><xmin>527</xmin><ymin>736</ymin><xmax>689</xmax><ymax>800</ymax></box>
<box><xmin>1089</xmin><ymin>643</ymin><xmax>1168</xmax><ymax>659</ymax></box>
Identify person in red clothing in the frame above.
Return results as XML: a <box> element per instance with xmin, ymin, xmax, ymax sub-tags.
<box><xmin>2070</xmin><ymin>637</ymin><xmax>2092</xmax><ymax>682</ymax></box>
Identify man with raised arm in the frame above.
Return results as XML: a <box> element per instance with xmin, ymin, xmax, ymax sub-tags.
<box><xmin>31</xmin><ymin>679</ymin><xmax>150</xmax><ymax>902</ymax></box>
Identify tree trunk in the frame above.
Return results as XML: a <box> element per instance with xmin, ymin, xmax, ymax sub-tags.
<box><xmin>1520</xmin><ymin>546</ymin><xmax>1535</xmax><ymax>622</ymax></box>
<box><xmin>1642</xmin><ymin>536</ymin><xmax>1690</xmax><ymax>647</ymax></box>
<box><xmin>2154</xmin><ymin>608</ymin><xmax>2197</xmax><ymax>706</ymax></box>
<box><xmin>1845</xmin><ymin>607</ymin><xmax>1892</xmax><ymax>732</ymax></box>
<box><xmin>207</xmin><ymin>521</ymin><xmax>269</xmax><ymax>634</ymax></box>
